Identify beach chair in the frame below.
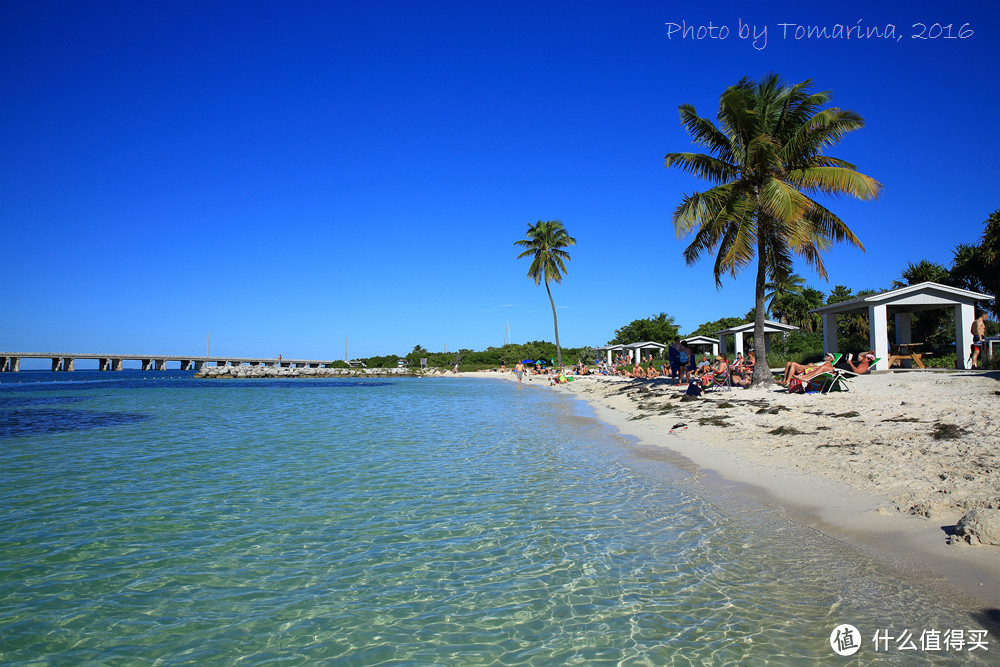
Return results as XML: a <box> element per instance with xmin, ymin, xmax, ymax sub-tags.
<box><xmin>818</xmin><ymin>357</ymin><xmax>880</xmax><ymax>394</ymax></box>
<box><xmin>706</xmin><ymin>367</ymin><xmax>732</xmax><ymax>391</ymax></box>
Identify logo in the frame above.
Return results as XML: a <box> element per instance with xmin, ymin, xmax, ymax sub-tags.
<box><xmin>831</xmin><ymin>624</ymin><xmax>861</xmax><ymax>656</ymax></box>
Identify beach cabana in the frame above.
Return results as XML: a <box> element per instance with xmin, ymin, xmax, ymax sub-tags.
<box><xmin>680</xmin><ymin>335</ymin><xmax>719</xmax><ymax>357</ymax></box>
<box><xmin>712</xmin><ymin>321</ymin><xmax>798</xmax><ymax>357</ymax></box>
<box><xmin>595</xmin><ymin>344</ymin><xmax>626</xmax><ymax>364</ymax></box>
<box><xmin>810</xmin><ymin>281</ymin><xmax>994</xmax><ymax>371</ymax></box>
<box><xmin>624</xmin><ymin>341</ymin><xmax>667</xmax><ymax>362</ymax></box>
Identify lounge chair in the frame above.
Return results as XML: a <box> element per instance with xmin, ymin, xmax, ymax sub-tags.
<box><xmin>817</xmin><ymin>357</ymin><xmax>880</xmax><ymax>394</ymax></box>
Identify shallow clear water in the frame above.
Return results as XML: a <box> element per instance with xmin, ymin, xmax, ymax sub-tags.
<box><xmin>0</xmin><ymin>372</ymin><xmax>994</xmax><ymax>664</ymax></box>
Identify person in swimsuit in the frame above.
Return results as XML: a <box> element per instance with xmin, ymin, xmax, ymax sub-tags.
<box><xmin>971</xmin><ymin>311</ymin><xmax>988</xmax><ymax>368</ymax></box>
<box><xmin>840</xmin><ymin>350</ymin><xmax>876</xmax><ymax>374</ymax></box>
<box><xmin>780</xmin><ymin>353</ymin><xmax>835</xmax><ymax>385</ymax></box>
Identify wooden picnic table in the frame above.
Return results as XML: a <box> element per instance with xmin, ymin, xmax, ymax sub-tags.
<box><xmin>888</xmin><ymin>342</ymin><xmax>931</xmax><ymax>369</ymax></box>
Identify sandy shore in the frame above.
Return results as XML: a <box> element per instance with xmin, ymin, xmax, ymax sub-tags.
<box><xmin>459</xmin><ymin>368</ymin><xmax>1000</xmax><ymax>609</ymax></box>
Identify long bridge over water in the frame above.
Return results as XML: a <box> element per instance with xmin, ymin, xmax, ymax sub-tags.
<box><xmin>0</xmin><ymin>352</ymin><xmax>341</xmax><ymax>373</ymax></box>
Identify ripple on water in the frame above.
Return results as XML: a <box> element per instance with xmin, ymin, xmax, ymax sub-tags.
<box><xmin>0</xmin><ymin>377</ymin><xmax>995</xmax><ymax>665</ymax></box>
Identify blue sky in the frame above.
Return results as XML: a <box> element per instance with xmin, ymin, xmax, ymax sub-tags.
<box><xmin>3</xmin><ymin>1</ymin><xmax>998</xmax><ymax>362</ymax></box>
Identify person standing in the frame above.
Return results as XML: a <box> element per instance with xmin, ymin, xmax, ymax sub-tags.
<box><xmin>514</xmin><ymin>361</ymin><xmax>525</xmax><ymax>385</ymax></box>
<box><xmin>971</xmin><ymin>311</ymin><xmax>989</xmax><ymax>368</ymax></box>
<box><xmin>668</xmin><ymin>337</ymin><xmax>681</xmax><ymax>383</ymax></box>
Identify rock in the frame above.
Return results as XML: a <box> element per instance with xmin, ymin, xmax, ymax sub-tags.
<box><xmin>954</xmin><ymin>508</ymin><xmax>1000</xmax><ymax>546</ymax></box>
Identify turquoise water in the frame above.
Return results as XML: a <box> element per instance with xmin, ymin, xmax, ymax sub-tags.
<box><xmin>0</xmin><ymin>373</ymin><xmax>994</xmax><ymax>664</ymax></box>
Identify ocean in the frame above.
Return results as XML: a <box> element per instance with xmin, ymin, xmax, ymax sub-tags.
<box><xmin>0</xmin><ymin>372</ymin><xmax>993</xmax><ymax>664</ymax></box>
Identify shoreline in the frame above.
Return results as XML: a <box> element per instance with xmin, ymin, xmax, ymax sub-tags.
<box><xmin>463</xmin><ymin>369</ymin><xmax>1000</xmax><ymax>611</ymax></box>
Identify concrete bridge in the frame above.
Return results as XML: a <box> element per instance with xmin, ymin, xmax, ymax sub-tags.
<box><xmin>0</xmin><ymin>352</ymin><xmax>341</xmax><ymax>373</ymax></box>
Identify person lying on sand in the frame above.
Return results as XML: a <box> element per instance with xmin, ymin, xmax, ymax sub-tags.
<box><xmin>780</xmin><ymin>353</ymin><xmax>835</xmax><ymax>386</ymax></box>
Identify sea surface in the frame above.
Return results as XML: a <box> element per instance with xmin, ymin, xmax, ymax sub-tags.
<box><xmin>0</xmin><ymin>371</ymin><xmax>994</xmax><ymax>665</ymax></box>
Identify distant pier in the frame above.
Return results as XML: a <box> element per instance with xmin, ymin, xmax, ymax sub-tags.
<box><xmin>0</xmin><ymin>352</ymin><xmax>340</xmax><ymax>373</ymax></box>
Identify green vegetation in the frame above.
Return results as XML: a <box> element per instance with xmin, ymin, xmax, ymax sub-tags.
<box><xmin>355</xmin><ymin>341</ymin><xmax>597</xmax><ymax>370</ymax></box>
<box><xmin>665</xmin><ymin>74</ymin><xmax>881</xmax><ymax>386</ymax></box>
<box><xmin>515</xmin><ymin>220</ymin><xmax>576</xmax><ymax>368</ymax></box>
<box><xmin>609</xmin><ymin>313</ymin><xmax>679</xmax><ymax>346</ymax></box>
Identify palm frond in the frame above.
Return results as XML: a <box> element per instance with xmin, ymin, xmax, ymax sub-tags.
<box><xmin>664</xmin><ymin>152</ymin><xmax>736</xmax><ymax>185</ymax></box>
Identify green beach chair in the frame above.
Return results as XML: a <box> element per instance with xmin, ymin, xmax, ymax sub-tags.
<box><xmin>818</xmin><ymin>357</ymin><xmax>880</xmax><ymax>394</ymax></box>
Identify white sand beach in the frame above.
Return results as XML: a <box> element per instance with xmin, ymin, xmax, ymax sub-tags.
<box><xmin>462</xmin><ymin>368</ymin><xmax>1000</xmax><ymax>609</ymax></box>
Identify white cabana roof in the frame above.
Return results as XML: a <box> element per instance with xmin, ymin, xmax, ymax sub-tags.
<box><xmin>711</xmin><ymin>320</ymin><xmax>799</xmax><ymax>336</ymax></box>
<box><xmin>681</xmin><ymin>335</ymin><xmax>719</xmax><ymax>345</ymax></box>
<box><xmin>594</xmin><ymin>344</ymin><xmax>626</xmax><ymax>351</ymax></box>
<box><xmin>623</xmin><ymin>341</ymin><xmax>667</xmax><ymax>350</ymax></box>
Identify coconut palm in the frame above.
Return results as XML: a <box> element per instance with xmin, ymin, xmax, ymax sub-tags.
<box><xmin>665</xmin><ymin>74</ymin><xmax>881</xmax><ymax>385</ymax></box>
<box><xmin>951</xmin><ymin>209</ymin><xmax>1000</xmax><ymax>319</ymax></box>
<box><xmin>891</xmin><ymin>259</ymin><xmax>951</xmax><ymax>289</ymax></box>
<box><xmin>764</xmin><ymin>269</ymin><xmax>805</xmax><ymax>322</ymax></box>
<box><xmin>515</xmin><ymin>220</ymin><xmax>576</xmax><ymax>367</ymax></box>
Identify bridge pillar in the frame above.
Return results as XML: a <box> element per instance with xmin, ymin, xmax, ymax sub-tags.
<box><xmin>62</xmin><ymin>358</ymin><xmax>74</xmax><ymax>372</ymax></box>
<box><xmin>193</xmin><ymin>361</ymin><xmax>205</xmax><ymax>370</ymax></box>
<box><xmin>98</xmin><ymin>358</ymin><xmax>110</xmax><ymax>371</ymax></box>
<box><xmin>154</xmin><ymin>359</ymin><xmax>166</xmax><ymax>371</ymax></box>
<box><xmin>180</xmin><ymin>360</ymin><xmax>193</xmax><ymax>371</ymax></box>
<box><xmin>113</xmin><ymin>358</ymin><xmax>124</xmax><ymax>371</ymax></box>
<box><xmin>141</xmin><ymin>359</ymin><xmax>153</xmax><ymax>371</ymax></box>
<box><xmin>10</xmin><ymin>357</ymin><xmax>19</xmax><ymax>372</ymax></box>
<box><xmin>52</xmin><ymin>358</ymin><xmax>62</xmax><ymax>372</ymax></box>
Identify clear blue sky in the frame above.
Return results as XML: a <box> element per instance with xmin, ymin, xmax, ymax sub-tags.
<box><xmin>3</xmin><ymin>1</ymin><xmax>998</xmax><ymax>361</ymax></box>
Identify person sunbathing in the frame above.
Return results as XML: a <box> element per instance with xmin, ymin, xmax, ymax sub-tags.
<box><xmin>780</xmin><ymin>353</ymin><xmax>835</xmax><ymax>385</ymax></box>
<box><xmin>632</xmin><ymin>364</ymin><xmax>646</xmax><ymax>379</ymax></box>
<box><xmin>842</xmin><ymin>350</ymin><xmax>876</xmax><ymax>374</ymax></box>
<box><xmin>701</xmin><ymin>355</ymin><xmax>730</xmax><ymax>386</ymax></box>
<box><xmin>733</xmin><ymin>352</ymin><xmax>745</xmax><ymax>371</ymax></box>
<box><xmin>646</xmin><ymin>365</ymin><xmax>659</xmax><ymax>379</ymax></box>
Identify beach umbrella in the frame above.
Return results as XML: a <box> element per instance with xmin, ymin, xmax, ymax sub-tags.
<box><xmin>536</xmin><ymin>359</ymin><xmax>546</xmax><ymax>366</ymax></box>
<box><xmin>520</xmin><ymin>359</ymin><xmax>534</xmax><ymax>364</ymax></box>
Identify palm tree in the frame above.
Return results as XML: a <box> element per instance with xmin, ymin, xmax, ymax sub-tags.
<box><xmin>515</xmin><ymin>220</ymin><xmax>576</xmax><ymax>367</ymax></box>
<box><xmin>665</xmin><ymin>74</ymin><xmax>881</xmax><ymax>385</ymax></box>
<box><xmin>764</xmin><ymin>269</ymin><xmax>805</xmax><ymax>322</ymax></box>
<box><xmin>951</xmin><ymin>209</ymin><xmax>1000</xmax><ymax>320</ymax></box>
<box><xmin>891</xmin><ymin>259</ymin><xmax>951</xmax><ymax>289</ymax></box>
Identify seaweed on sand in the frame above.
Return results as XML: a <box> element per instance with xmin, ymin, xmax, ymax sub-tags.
<box><xmin>931</xmin><ymin>422</ymin><xmax>967</xmax><ymax>440</ymax></box>
<box><xmin>698</xmin><ymin>415</ymin><xmax>731</xmax><ymax>427</ymax></box>
<box><xmin>769</xmin><ymin>426</ymin><xmax>804</xmax><ymax>435</ymax></box>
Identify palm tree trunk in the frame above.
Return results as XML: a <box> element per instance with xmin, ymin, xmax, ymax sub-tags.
<box><xmin>545</xmin><ymin>282</ymin><xmax>562</xmax><ymax>367</ymax></box>
<box><xmin>752</xmin><ymin>236</ymin><xmax>772</xmax><ymax>386</ymax></box>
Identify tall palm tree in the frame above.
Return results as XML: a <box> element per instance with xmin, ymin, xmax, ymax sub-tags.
<box><xmin>665</xmin><ymin>74</ymin><xmax>881</xmax><ymax>385</ymax></box>
<box><xmin>515</xmin><ymin>220</ymin><xmax>576</xmax><ymax>367</ymax></box>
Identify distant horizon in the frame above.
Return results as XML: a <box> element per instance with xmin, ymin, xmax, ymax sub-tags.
<box><xmin>4</xmin><ymin>2</ymin><xmax>998</xmax><ymax>359</ymax></box>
